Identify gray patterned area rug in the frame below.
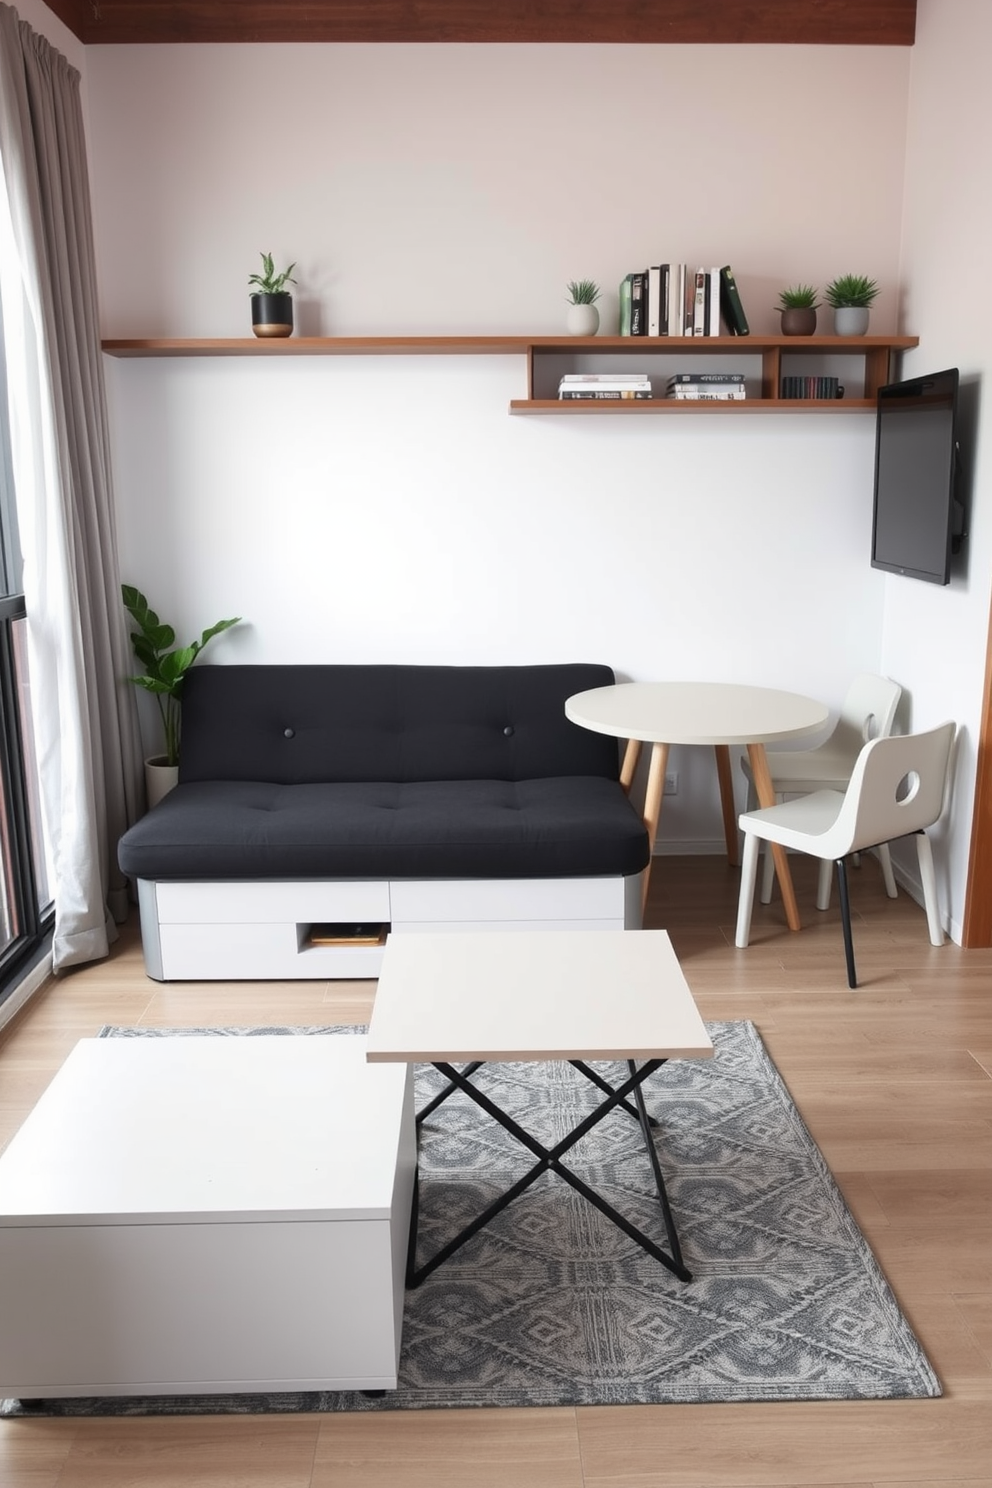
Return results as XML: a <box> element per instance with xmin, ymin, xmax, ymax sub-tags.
<box><xmin>1</xmin><ymin>1020</ymin><xmax>940</xmax><ymax>1416</ymax></box>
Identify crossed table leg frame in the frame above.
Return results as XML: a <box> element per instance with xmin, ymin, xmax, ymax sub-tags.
<box><xmin>405</xmin><ymin>1057</ymin><xmax>692</xmax><ymax>1289</ymax></box>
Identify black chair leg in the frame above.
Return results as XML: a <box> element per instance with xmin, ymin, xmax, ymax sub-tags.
<box><xmin>835</xmin><ymin>856</ymin><xmax>858</xmax><ymax>988</ymax></box>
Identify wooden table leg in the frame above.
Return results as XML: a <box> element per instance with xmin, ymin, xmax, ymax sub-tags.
<box><xmin>746</xmin><ymin>742</ymin><xmax>803</xmax><ymax>932</ymax></box>
<box><xmin>620</xmin><ymin>737</ymin><xmax>642</xmax><ymax>795</ymax></box>
<box><xmin>714</xmin><ymin>744</ymin><xmax>739</xmax><ymax>867</ymax></box>
<box><xmin>640</xmin><ymin>741</ymin><xmax>669</xmax><ymax>914</ymax></box>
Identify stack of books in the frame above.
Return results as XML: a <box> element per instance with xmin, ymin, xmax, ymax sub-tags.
<box><xmin>619</xmin><ymin>264</ymin><xmax>750</xmax><ymax>338</ymax></box>
<box><xmin>667</xmin><ymin>372</ymin><xmax>746</xmax><ymax>402</ymax></box>
<box><xmin>558</xmin><ymin>373</ymin><xmax>653</xmax><ymax>401</ymax></box>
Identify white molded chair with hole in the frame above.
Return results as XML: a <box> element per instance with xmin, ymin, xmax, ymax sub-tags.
<box><xmin>735</xmin><ymin>721</ymin><xmax>955</xmax><ymax>989</ymax></box>
<box><xmin>741</xmin><ymin>673</ymin><xmax>903</xmax><ymax>909</ymax></box>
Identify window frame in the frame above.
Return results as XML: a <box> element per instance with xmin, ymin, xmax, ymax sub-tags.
<box><xmin>0</xmin><ymin>306</ymin><xmax>53</xmax><ymax>1001</ymax></box>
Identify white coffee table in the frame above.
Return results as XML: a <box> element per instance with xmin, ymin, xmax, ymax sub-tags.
<box><xmin>366</xmin><ymin>929</ymin><xmax>712</xmax><ymax>1286</ymax></box>
<box><xmin>0</xmin><ymin>1034</ymin><xmax>415</xmax><ymax>1399</ymax></box>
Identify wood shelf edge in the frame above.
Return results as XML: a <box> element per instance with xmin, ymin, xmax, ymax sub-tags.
<box><xmin>101</xmin><ymin>333</ymin><xmax>920</xmax><ymax>358</ymax></box>
<box><xmin>509</xmin><ymin>399</ymin><xmax>878</xmax><ymax>414</ymax></box>
<box><xmin>100</xmin><ymin>335</ymin><xmax>535</xmax><ymax>357</ymax></box>
<box><xmin>523</xmin><ymin>334</ymin><xmax>919</xmax><ymax>351</ymax></box>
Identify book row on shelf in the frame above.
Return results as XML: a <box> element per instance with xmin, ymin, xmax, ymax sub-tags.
<box><xmin>619</xmin><ymin>264</ymin><xmax>750</xmax><ymax>339</ymax></box>
<box><xmin>557</xmin><ymin>372</ymin><xmax>747</xmax><ymax>402</ymax></box>
<box><xmin>781</xmin><ymin>375</ymin><xmax>844</xmax><ymax>400</ymax></box>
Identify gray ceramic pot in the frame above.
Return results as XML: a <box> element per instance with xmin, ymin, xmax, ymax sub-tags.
<box><xmin>833</xmin><ymin>306</ymin><xmax>870</xmax><ymax>336</ymax></box>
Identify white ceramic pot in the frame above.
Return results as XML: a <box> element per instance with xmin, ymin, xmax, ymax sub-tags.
<box><xmin>145</xmin><ymin>755</ymin><xmax>179</xmax><ymax>810</ymax></box>
<box><xmin>566</xmin><ymin>303</ymin><xmax>600</xmax><ymax>337</ymax></box>
<box><xmin>833</xmin><ymin>306</ymin><xmax>870</xmax><ymax>336</ymax></box>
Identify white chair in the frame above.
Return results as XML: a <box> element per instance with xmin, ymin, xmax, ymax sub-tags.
<box><xmin>735</xmin><ymin>721</ymin><xmax>955</xmax><ymax>988</ymax></box>
<box><xmin>741</xmin><ymin>673</ymin><xmax>903</xmax><ymax>910</ymax></box>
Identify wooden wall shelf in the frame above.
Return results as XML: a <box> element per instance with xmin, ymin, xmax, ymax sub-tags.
<box><xmin>47</xmin><ymin>0</ymin><xmax>918</xmax><ymax>48</ymax></box>
<box><xmin>507</xmin><ymin>398</ymin><xmax>883</xmax><ymax>414</ymax></box>
<box><xmin>100</xmin><ymin>337</ymin><xmax>532</xmax><ymax>357</ymax></box>
<box><xmin>101</xmin><ymin>333</ymin><xmax>920</xmax><ymax>413</ymax></box>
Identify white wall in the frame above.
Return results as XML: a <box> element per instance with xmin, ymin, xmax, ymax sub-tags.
<box><xmin>87</xmin><ymin>44</ymin><xmax>908</xmax><ymax>341</ymax></box>
<box><xmin>87</xmin><ymin>41</ymin><xmax>919</xmax><ymax>859</ymax></box>
<box><xmin>887</xmin><ymin>0</ymin><xmax>992</xmax><ymax>940</ymax></box>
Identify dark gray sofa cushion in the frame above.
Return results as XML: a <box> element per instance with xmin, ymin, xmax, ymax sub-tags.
<box><xmin>179</xmin><ymin>662</ymin><xmax>621</xmax><ymax>785</ymax></box>
<box><xmin>118</xmin><ymin>661</ymin><xmax>650</xmax><ymax>883</ymax></box>
<box><xmin>117</xmin><ymin>778</ymin><xmax>650</xmax><ymax>880</ymax></box>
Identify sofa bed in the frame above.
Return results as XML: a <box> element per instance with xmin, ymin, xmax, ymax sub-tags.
<box><xmin>117</xmin><ymin>661</ymin><xmax>651</xmax><ymax>980</ymax></box>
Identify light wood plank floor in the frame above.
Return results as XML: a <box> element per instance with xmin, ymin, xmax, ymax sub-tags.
<box><xmin>1</xmin><ymin>855</ymin><xmax>990</xmax><ymax>1488</ymax></box>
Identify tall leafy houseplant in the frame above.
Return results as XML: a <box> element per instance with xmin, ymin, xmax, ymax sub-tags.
<box><xmin>122</xmin><ymin>585</ymin><xmax>242</xmax><ymax>767</ymax></box>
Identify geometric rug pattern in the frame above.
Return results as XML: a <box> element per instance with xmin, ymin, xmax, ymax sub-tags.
<box><xmin>1</xmin><ymin>1020</ymin><xmax>940</xmax><ymax>1415</ymax></box>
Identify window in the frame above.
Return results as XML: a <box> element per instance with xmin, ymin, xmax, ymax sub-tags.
<box><xmin>0</xmin><ymin>297</ymin><xmax>53</xmax><ymax>1000</ymax></box>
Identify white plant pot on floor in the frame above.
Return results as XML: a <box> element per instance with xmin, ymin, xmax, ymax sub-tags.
<box><xmin>145</xmin><ymin>755</ymin><xmax>179</xmax><ymax>810</ymax></box>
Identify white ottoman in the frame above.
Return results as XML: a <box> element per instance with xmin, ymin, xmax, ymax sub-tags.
<box><xmin>0</xmin><ymin>1033</ymin><xmax>414</xmax><ymax>1398</ymax></box>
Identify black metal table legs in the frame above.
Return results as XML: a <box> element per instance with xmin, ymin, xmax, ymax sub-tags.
<box><xmin>405</xmin><ymin>1058</ymin><xmax>691</xmax><ymax>1288</ymax></box>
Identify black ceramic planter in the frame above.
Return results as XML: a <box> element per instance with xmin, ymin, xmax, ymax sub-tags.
<box><xmin>250</xmin><ymin>291</ymin><xmax>293</xmax><ymax>338</ymax></box>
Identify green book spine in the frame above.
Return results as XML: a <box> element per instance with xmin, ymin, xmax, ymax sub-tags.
<box><xmin>719</xmin><ymin>265</ymin><xmax>751</xmax><ymax>336</ymax></box>
<box><xmin>618</xmin><ymin>274</ymin><xmax>633</xmax><ymax>336</ymax></box>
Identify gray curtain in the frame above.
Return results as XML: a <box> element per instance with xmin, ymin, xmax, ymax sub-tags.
<box><xmin>0</xmin><ymin>3</ymin><xmax>143</xmax><ymax>970</ymax></box>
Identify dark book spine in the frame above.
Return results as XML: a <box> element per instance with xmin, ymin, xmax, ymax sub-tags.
<box><xmin>719</xmin><ymin>265</ymin><xmax>750</xmax><ymax>336</ymax></box>
<box><xmin>684</xmin><ymin>269</ymin><xmax>697</xmax><ymax>336</ymax></box>
<box><xmin>629</xmin><ymin>272</ymin><xmax>646</xmax><ymax>336</ymax></box>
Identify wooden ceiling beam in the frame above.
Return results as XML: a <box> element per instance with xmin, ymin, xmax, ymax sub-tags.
<box><xmin>41</xmin><ymin>1</ymin><xmax>917</xmax><ymax>47</ymax></box>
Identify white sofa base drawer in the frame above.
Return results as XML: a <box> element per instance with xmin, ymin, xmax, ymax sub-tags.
<box><xmin>155</xmin><ymin>925</ymin><xmax>388</xmax><ymax>982</ymax></box>
<box><xmin>393</xmin><ymin>918</ymin><xmax>622</xmax><ymax>935</ymax></box>
<box><xmin>156</xmin><ymin>880</ymin><xmax>391</xmax><ymax>924</ymax></box>
<box><xmin>390</xmin><ymin>876</ymin><xmax>623</xmax><ymax>921</ymax></box>
<box><xmin>137</xmin><ymin>875</ymin><xmax>642</xmax><ymax>981</ymax></box>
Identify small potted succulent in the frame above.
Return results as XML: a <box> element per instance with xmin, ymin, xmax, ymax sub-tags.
<box><xmin>122</xmin><ymin>585</ymin><xmax>243</xmax><ymax>806</ymax></box>
<box><xmin>565</xmin><ymin>279</ymin><xmax>601</xmax><ymax>337</ymax></box>
<box><xmin>776</xmin><ymin>284</ymin><xmax>819</xmax><ymax>337</ymax></box>
<box><xmin>248</xmin><ymin>251</ymin><xmax>297</xmax><ymax>338</ymax></box>
<box><xmin>824</xmin><ymin>273</ymin><xmax>879</xmax><ymax>336</ymax></box>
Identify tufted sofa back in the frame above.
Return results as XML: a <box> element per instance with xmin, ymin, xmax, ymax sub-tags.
<box><xmin>179</xmin><ymin>663</ymin><xmax>621</xmax><ymax>785</ymax></box>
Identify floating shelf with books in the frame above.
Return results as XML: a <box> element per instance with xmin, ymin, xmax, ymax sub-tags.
<box><xmin>100</xmin><ymin>334</ymin><xmax>919</xmax><ymax>413</ymax></box>
<box><xmin>513</xmin><ymin>334</ymin><xmax>919</xmax><ymax>413</ymax></box>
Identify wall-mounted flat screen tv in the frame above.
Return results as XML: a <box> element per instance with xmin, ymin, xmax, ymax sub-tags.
<box><xmin>870</xmin><ymin>367</ymin><xmax>963</xmax><ymax>586</ymax></box>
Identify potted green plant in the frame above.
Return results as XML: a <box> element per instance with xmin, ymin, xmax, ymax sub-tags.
<box><xmin>776</xmin><ymin>284</ymin><xmax>819</xmax><ymax>337</ymax></box>
<box><xmin>824</xmin><ymin>273</ymin><xmax>879</xmax><ymax>336</ymax></box>
<box><xmin>565</xmin><ymin>279</ymin><xmax>601</xmax><ymax>337</ymax></box>
<box><xmin>248</xmin><ymin>251</ymin><xmax>297</xmax><ymax>338</ymax></box>
<box><xmin>122</xmin><ymin>585</ymin><xmax>243</xmax><ymax>806</ymax></box>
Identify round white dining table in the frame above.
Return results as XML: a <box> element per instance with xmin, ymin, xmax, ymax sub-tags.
<box><xmin>565</xmin><ymin>681</ymin><xmax>830</xmax><ymax>929</ymax></box>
